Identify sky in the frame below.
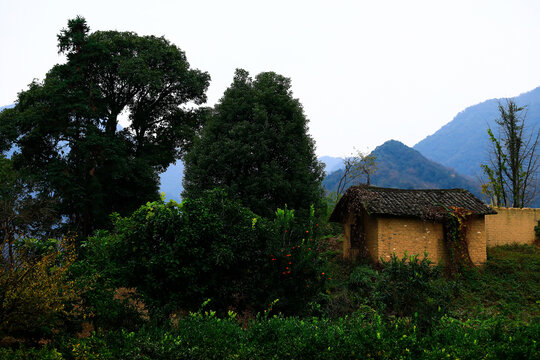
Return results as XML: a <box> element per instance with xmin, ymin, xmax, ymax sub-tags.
<box><xmin>2</xmin><ymin>0</ymin><xmax>540</xmax><ymax>157</ymax></box>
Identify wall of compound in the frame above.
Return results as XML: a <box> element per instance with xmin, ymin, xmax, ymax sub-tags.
<box><xmin>485</xmin><ymin>207</ymin><xmax>540</xmax><ymax>246</ymax></box>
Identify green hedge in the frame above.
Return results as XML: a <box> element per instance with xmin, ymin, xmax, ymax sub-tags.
<box><xmin>23</xmin><ymin>312</ymin><xmax>533</xmax><ymax>359</ymax></box>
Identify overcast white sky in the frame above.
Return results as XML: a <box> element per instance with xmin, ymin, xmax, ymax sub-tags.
<box><xmin>2</xmin><ymin>0</ymin><xmax>540</xmax><ymax>157</ymax></box>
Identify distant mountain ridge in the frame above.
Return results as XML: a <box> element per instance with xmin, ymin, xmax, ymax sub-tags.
<box><xmin>414</xmin><ymin>86</ymin><xmax>540</xmax><ymax>178</ymax></box>
<box><xmin>319</xmin><ymin>156</ymin><xmax>344</xmax><ymax>173</ymax></box>
<box><xmin>0</xmin><ymin>104</ymin><xmax>14</xmax><ymax>112</ymax></box>
<box><xmin>323</xmin><ymin>140</ymin><xmax>480</xmax><ymax>196</ymax></box>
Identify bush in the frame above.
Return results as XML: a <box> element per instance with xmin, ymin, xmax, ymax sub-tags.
<box><xmin>81</xmin><ymin>189</ymin><xmax>277</xmax><ymax>315</ymax></box>
<box><xmin>0</xmin><ymin>347</ymin><xmax>64</xmax><ymax>360</ymax></box>
<box><xmin>73</xmin><ymin>230</ymin><xmax>154</xmax><ymax>332</ymax></box>
<box><xmin>343</xmin><ymin>253</ymin><xmax>451</xmax><ymax>330</ymax></box>
<box><xmin>44</xmin><ymin>312</ymin><xmax>539</xmax><ymax>359</ymax></box>
<box><xmin>0</xmin><ymin>237</ymin><xmax>82</xmax><ymax>343</ymax></box>
<box><xmin>263</xmin><ymin>205</ymin><xmax>329</xmax><ymax>315</ymax></box>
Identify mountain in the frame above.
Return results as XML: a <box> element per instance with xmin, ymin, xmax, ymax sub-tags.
<box><xmin>319</xmin><ymin>156</ymin><xmax>344</xmax><ymax>173</ymax></box>
<box><xmin>414</xmin><ymin>87</ymin><xmax>540</xmax><ymax>178</ymax></box>
<box><xmin>323</xmin><ymin>140</ymin><xmax>480</xmax><ymax>196</ymax></box>
<box><xmin>0</xmin><ymin>104</ymin><xmax>15</xmax><ymax>112</ymax></box>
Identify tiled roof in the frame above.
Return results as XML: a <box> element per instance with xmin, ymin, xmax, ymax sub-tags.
<box><xmin>329</xmin><ymin>186</ymin><xmax>497</xmax><ymax>222</ymax></box>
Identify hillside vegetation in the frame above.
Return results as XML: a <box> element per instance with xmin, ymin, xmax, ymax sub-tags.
<box><xmin>5</xmin><ymin>242</ymin><xmax>538</xmax><ymax>359</ymax></box>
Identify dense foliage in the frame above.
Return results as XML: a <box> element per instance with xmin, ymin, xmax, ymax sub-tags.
<box><xmin>183</xmin><ymin>69</ymin><xmax>324</xmax><ymax>218</ymax></box>
<box><xmin>0</xmin><ymin>17</ymin><xmax>210</xmax><ymax>235</ymax></box>
<box><xmin>77</xmin><ymin>190</ymin><xmax>327</xmax><ymax>318</ymax></box>
<box><xmin>0</xmin><ymin>155</ymin><xmax>58</xmax><ymax>254</ymax></box>
<box><xmin>0</xmin><ymin>237</ymin><xmax>82</xmax><ymax>343</ymax></box>
<box><xmin>2</xmin><ymin>230</ymin><xmax>539</xmax><ymax>357</ymax></box>
<box><xmin>4</xmin><ymin>312</ymin><xmax>538</xmax><ymax>359</ymax></box>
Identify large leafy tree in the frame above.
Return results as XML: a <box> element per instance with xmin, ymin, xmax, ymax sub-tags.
<box><xmin>481</xmin><ymin>99</ymin><xmax>539</xmax><ymax>208</ymax></box>
<box><xmin>183</xmin><ymin>69</ymin><xmax>324</xmax><ymax>218</ymax></box>
<box><xmin>0</xmin><ymin>17</ymin><xmax>210</xmax><ymax>235</ymax></box>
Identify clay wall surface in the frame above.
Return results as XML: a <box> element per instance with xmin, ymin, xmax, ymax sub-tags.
<box><xmin>485</xmin><ymin>207</ymin><xmax>540</xmax><ymax>246</ymax></box>
<box><xmin>342</xmin><ymin>215</ymin><xmax>353</xmax><ymax>260</ymax></box>
<box><xmin>342</xmin><ymin>212</ymin><xmax>378</xmax><ymax>261</ymax></box>
<box><xmin>376</xmin><ymin>217</ymin><xmax>443</xmax><ymax>263</ymax></box>
<box><xmin>342</xmin><ymin>213</ymin><xmax>489</xmax><ymax>265</ymax></box>
<box><xmin>466</xmin><ymin>216</ymin><xmax>488</xmax><ymax>265</ymax></box>
<box><xmin>364</xmin><ymin>212</ymin><xmax>378</xmax><ymax>262</ymax></box>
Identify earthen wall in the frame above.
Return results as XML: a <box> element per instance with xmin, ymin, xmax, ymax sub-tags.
<box><xmin>485</xmin><ymin>207</ymin><xmax>540</xmax><ymax>246</ymax></box>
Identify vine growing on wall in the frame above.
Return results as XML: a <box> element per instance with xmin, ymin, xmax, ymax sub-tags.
<box><xmin>443</xmin><ymin>206</ymin><xmax>474</xmax><ymax>275</ymax></box>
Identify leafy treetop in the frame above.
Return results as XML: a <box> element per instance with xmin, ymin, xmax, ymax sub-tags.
<box><xmin>0</xmin><ymin>17</ymin><xmax>210</xmax><ymax>236</ymax></box>
<box><xmin>183</xmin><ymin>69</ymin><xmax>324</xmax><ymax>218</ymax></box>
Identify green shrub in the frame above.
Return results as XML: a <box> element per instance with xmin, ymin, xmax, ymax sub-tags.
<box><xmin>0</xmin><ymin>347</ymin><xmax>64</xmax><ymax>360</ymax></box>
<box><xmin>264</xmin><ymin>204</ymin><xmax>328</xmax><ymax>315</ymax></box>
<box><xmin>72</xmin><ymin>232</ymin><xmax>148</xmax><ymax>332</ymax></box>
<box><xmin>0</xmin><ymin>237</ymin><xmax>82</xmax><ymax>343</ymax></box>
<box><xmin>82</xmin><ymin>189</ymin><xmax>277</xmax><ymax>315</ymax></box>
<box><xmin>344</xmin><ymin>253</ymin><xmax>451</xmax><ymax>330</ymax></box>
<box><xmin>50</xmin><ymin>312</ymin><xmax>539</xmax><ymax>359</ymax></box>
<box><xmin>377</xmin><ymin>253</ymin><xmax>451</xmax><ymax>329</ymax></box>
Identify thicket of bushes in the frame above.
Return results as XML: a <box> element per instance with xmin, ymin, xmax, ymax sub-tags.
<box><xmin>1</xmin><ymin>189</ymin><xmax>539</xmax><ymax>357</ymax></box>
<box><xmin>74</xmin><ymin>189</ymin><xmax>328</xmax><ymax>324</ymax></box>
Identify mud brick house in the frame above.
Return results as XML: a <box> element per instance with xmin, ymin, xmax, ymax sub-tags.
<box><xmin>329</xmin><ymin>186</ymin><xmax>497</xmax><ymax>265</ymax></box>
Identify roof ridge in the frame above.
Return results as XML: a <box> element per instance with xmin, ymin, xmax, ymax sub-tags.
<box><xmin>349</xmin><ymin>185</ymin><xmax>468</xmax><ymax>193</ymax></box>
<box><xmin>330</xmin><ymin>186</ymin><xmax>496</xmax><ymax>223</ymax></box>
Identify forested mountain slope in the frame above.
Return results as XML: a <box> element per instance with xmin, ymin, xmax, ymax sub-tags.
<box><xmin>414</xmin><ymin>86</ymin><xmax>540</xmax><ymax>178</ymax></box>
<box><xmin>324</xmin><ymin>140</ymin><xmax>480</xmax><ymax>196</ymax></box>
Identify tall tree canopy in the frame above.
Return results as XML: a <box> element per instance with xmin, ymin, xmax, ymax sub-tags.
<box><xmin>183</xmin><ymin>69</ymin><xmax>324</xmax><ymax>218</ymax></box>
<box><xmin>0</xmin><ymin>17</ymin><xmax>210</xmax><ymax>235</ymax></box>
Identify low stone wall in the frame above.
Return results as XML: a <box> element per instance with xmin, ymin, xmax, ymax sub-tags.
<box><xmin>485</xmin><ymin>207</ymin><xmax>540</xmax><ymax>247</ymax></box>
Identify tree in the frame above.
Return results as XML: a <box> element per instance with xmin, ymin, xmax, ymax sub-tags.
<box><xmin>0</xmin><ymin>155</ymin><xmax>58</xmax><ymax>267</ymax></box>
<box><xmin>336</xmin><ymin>149</ymin><xmax>377</xmax><ymax>196</ymax></box>
<box><xmin>183</xmin><ymin>69</ymin><xmax>324</xmax><ymax>218</ymax></box>
<box><xmin>481</xmin><ymin>99</ymin><xmax>539</xmax><ymax>207</ymax></box>
<box><xmin>0</xmin><ymin>236</ymin><xmax>82</xmax><ymax>343</ymax></box>
<box><xmin>0</xmin><ymin>17</ymin><xmax>210</xmax><ymax>235</ymax></box>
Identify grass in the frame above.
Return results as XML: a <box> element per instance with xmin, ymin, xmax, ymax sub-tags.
<box><xmin>317</xmin><ymin>237</ymin><xmax>540</xmax><ymax>322</ymax></box>
<box><xmin>451</xmin><ymin>244</ymin><xmax>540</xmax><ymax>321</ymax></box>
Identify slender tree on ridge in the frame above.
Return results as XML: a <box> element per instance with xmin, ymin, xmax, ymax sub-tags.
<box><xmin>481</xmin><ymin>99</ymin><xmax>539</xmax><ymax>207</ymax></box>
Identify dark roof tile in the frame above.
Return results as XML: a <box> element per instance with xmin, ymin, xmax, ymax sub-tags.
<box><xmin>329</xmin><ymin>186</ymin><xmax>496</xmax><ymax>222</ymax></box>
